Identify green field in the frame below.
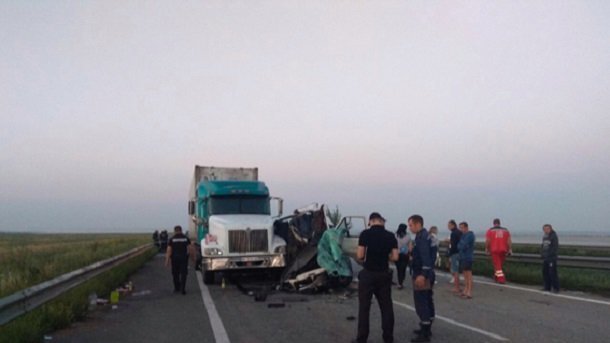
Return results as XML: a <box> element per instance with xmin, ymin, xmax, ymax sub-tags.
<box><xmin>0</xmin><ymin>233</ymin><xmax>151</xmax><ymax>298</ymax></box>
<box><xmin>0</xmin><ymin>243</ymin><xmax>156</xmax><ymax>343</ymax></box>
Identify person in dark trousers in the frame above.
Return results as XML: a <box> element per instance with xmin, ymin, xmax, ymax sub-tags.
<box><xmin>152</xmin><ymin>230</ymin><xmax>160</xmax><ymax>249</ymax></box>
<box><xmin>353</xmin><ymin>212</ymin><xmax>399</xmax><ymax>343</ymax></box>
<box><xmin>427</xmin><ymin>226</ymin><xmax>438</xmax><ymax>322</ymax></box>
<box><xmin>446</xmin><ymin>220</ymin><xmax>462</xmax><ymax>293</ymax></box>
<box><xmin>541</xmin><ymin>224</ymin><xmax>560</xmax><ymax>293</ymax></box>
<box><xmin>165</xmin><ymin>226</ymin><xmax>194</xmax><ymax>295</ymax></box>
<box><xmin>408</xmin><ymin>214</ymin><xmax>434</xmax><ymax>342</ymax></box>
<box><xmin>395</xmin><ymin>223</ymin><xmax>412</xmax><ymax>289</ymax></box>
<box><xmin>159</xmin><ymin>230</ymin><xmax>169</xmax><ymax>253</ymax></box>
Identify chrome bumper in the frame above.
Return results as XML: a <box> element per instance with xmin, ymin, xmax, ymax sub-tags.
<box><xmin>202</xmin><ymin>253</ymin><xmax>286</xmax><ymax>271</ymax></box>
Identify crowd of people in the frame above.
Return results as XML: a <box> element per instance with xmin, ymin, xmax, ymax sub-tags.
<box><xmin>354</xmin><ymin>213</ymin><xmax>561</xmax><ymax>343</ymax></box>
<box><xmin>152</xmin><ymin>229</ymin><xmax>169</xmax><ymax>252</ymax></box>
<box><xmin>152</xmin><ymin>215</ymin><xmax>561</xmax><ymax>343</ymax></box>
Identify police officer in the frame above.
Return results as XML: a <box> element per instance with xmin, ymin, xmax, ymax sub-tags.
<box><xmin>408</xmin><ymin>214</ymin><xmax>434</xmax><ymax>342</ymax></box>
<box><xmin>353</xmin><ymin>212</ymin><xmax>399</xmax><ymax>343</ymax></box>
<box><xmin>165</xmin><ymin>226</ymin><xmax>193</xmax><ymax>295</ymax></box>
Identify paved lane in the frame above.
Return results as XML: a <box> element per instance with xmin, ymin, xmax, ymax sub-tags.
<box><xmin>51</xmin><ymin>256</ymin><xmax>610</xmax><ymax>342</ymax></box>
<box><xmin>53</xmin><ymin>254</ymin><xmax>215</xmax><ymax>343</ymax></box>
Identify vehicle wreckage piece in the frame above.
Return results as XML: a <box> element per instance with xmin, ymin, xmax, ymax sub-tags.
<box><xmin>276</xmin><ymin>204</ymin><xmax>354</xmax><ymax>292</ymax></box>
<box><xmin>316</xmin><ymin>227</ymin><xmax>352</xmax><ymax>288</ymax></box>
<box><xmin>284</xmin><ymin>267</ymin><xmax>327</xmax><ymax>292</ymax></box>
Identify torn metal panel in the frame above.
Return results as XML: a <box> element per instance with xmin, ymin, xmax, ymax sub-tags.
<box><xmin>275</xmin><ymin>204</ymin><xmax>355</xmax><ymax>292</ymax></box>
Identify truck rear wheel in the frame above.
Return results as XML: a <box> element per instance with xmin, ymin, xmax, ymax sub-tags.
<box><xmin>203</xmin><ymin>270</ymin><xmax>215</xmax><ymax>285</ymax></box>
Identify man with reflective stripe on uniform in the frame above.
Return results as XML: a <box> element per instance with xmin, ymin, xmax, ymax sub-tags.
<box><xmin>353</xmin><ymin>212</ymin><xmax>399</xmax><ymax>343</ymax></box>
<box><xmin>408</xmin><ymin>214</ymin><xmax>434</xmax><ymax>342</ymax></box>
<box><xmin>485</xmin><ymin>218</ymin><xmax>512</xmax><ymax>284</ymax></box>
<box><xmin>165</xmin><ymin>225</ymin><xmax>195</xmax><ymax>295</ymax></box>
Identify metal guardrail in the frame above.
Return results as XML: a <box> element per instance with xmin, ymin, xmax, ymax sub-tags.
<box><xmin>342</xmin><ymin>237</ymin><xmax>610</xmax><ymax>271</ymax></box>
<box><xmin>438</xmin><ymin>247</ymin><xmax>610</xmax><ymax>271</ymax></box>
<box><xmin>0</xmin><ymin>243</ymin><xmax>153</xmax><ymax>326</ymax></box>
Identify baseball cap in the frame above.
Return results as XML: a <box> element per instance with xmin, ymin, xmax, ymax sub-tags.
<box><xmin>369</xmin><ymin>212</ymin><xmax>386</xmax><ymax>222</ymax></box>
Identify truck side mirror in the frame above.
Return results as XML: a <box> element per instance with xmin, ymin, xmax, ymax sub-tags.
<box><xmin>188</xmin><ymin>201</ymin><xmax>195</xmax><ymax>215</ymax></box>
<box><xmin>271</xmin><ymin>197</ymin><xmax>283</xmax><ymax>218</ymax></box>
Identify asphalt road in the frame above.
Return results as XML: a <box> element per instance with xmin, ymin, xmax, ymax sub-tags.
<box><xmin>52</xmin><ymin>254</ymin><xmax>610</xmax><ymax>343</ymax></box>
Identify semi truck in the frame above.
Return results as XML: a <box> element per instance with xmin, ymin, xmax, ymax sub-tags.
<box><xmin>188</xmin><ymin>166</ymin><xmax>286</xmax><ymax>284</ymax></box>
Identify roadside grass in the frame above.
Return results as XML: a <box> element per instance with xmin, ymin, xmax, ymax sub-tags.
<box><xmin>471</xmin><ymin>259</ymin><xmax>610</xmax><ymax>297</ymax></box>
<box><xmin>437</xmin><ymin>242</ymin><xmax>610</xmax><ymax>296</ymax></box>
<box><xmin>0</xmin><ymin>233</ymin><xmax>150</xmax><ymax>298</ymax></box>
<box><xmin>0</xmin><ymin>247</ymin><xmax>157</xmax><ymax>343</ymax></box>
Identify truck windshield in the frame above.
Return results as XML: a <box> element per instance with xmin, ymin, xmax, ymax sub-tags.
<box><xmin>208</xmin><ymin>196</ymin><xmax>270</xmax><ymax>215</ymax></box>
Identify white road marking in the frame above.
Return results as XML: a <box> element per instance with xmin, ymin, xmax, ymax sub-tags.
<box><xmin>476</xmin><ymin>279</ymin><xmax>610</xmax><ymax>306</ymax></box>
<box><xmin>436</xmin><ymin>270</ymin><xmax>610</xmax><ymax>306</ymax></box>
<box><xmin>393</xmin><ymin>301</ymin><xmax>510</xmax><ymax>342</ymax></box>
<box><xmin>196</xmin><ymin>271</ymin><xmax>231</xmax><ymax>343</ymax></box>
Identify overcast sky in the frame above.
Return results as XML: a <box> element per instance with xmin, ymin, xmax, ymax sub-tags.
<box><xmin>1</xmin><ymin>1</ymin><xmax>609</xmax><ymax>234</ymax></box>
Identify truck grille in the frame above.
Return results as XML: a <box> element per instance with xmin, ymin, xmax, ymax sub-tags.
<box><xmin>228</xmin><ymin>229</ymin><xmax>268</xmax><ymax>253</ymax></box>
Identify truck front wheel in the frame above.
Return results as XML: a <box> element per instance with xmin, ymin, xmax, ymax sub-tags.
<box><xmin>203</xmin><ymin>270</ymin><xmax>215</xmax><ymax>285</ymax></box>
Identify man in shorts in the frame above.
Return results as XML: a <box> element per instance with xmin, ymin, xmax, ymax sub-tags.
<box><xmin>457</xmin><ymin>222</ymin><xmax>475</xmax><ymax>299</ymax></box>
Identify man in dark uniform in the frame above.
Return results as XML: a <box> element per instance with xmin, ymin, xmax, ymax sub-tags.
<box><xmin>353</xmin><ymin>212</ymin><xmax>399</xmax><ymax>343</ymax></box>
<box><xmin>408</xmin><ymin>214</ymin><xmax>434</xmax><ymax>342</ymax></box>
<box><xmin>541</xmin><ymin>224</ymin><xmax>560</xmax><ymax>293</ymax></box>
<box><xmin>165</xmin><ymin>226</ymin><xmax>193</xmax><ymax>295</ymax></box>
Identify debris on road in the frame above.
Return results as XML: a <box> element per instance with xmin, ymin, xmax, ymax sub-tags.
<box><xmin>131</xmin><ymin>290</ymin><xmax>151</xmax><ymax>297</ymax></box>
<box><xmin>110</xmin><ymin>290</ymin><xmax>119</xmax><ymax>304</ymax></box>
<box><xmin>88</xmin><ymin>292</ymin><xmax>98</xmax><ymax>310</ymax></box>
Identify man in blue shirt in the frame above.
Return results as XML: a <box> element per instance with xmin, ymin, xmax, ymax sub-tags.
<box><xmin>408</xmin><ymin>215</ymin><xmax>434</xmax><ymax>342</ymax></box>
<box><xmin>458</xmin><ymin>222</ymin><xmax>476</xmax><ymax>299</ymax></box>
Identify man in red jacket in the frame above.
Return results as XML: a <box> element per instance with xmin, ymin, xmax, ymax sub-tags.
<box><xmin>485</xmin><ymin>218</ymin><xmax>512</xmax><ymax>284</ymax></box>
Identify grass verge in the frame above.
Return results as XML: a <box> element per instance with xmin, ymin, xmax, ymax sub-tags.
<box><xmin>0</xmin><ymin>233</ymin><xmax>151</xmax><ymax>298</ymax></box>
<box><xmin>0</xmin><ymin>247</ymin><xmax>156</xmax><ymax>343</ymax></box>
<box><xmin>471</xmin><ymin>259</ymin><xmax>610</xmax><ymax>297</ymax></box>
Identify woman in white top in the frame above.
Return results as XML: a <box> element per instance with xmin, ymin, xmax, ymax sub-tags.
<box><xmin>395</xmin><ymin>223</ymin><xmax>412</xmax><ymax>289</ymax></box>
